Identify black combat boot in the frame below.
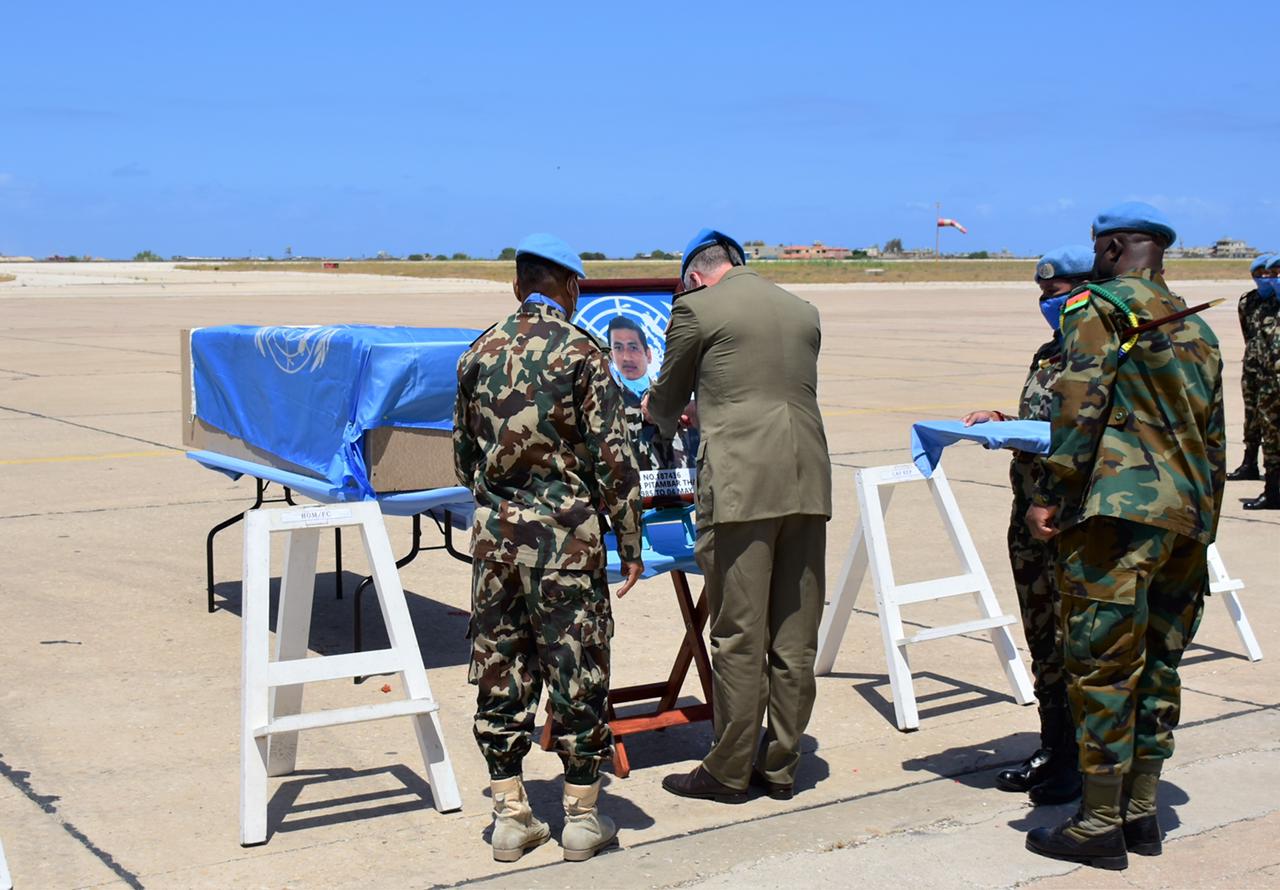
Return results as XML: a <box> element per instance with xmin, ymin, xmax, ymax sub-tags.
<box><xmin>1029</xmin><ymin>713</ymin><xmax>1082</xmax><ymax>805</ymax></box>
<box><xmin>1122</xmin><ymin>761</ymin><xmax>1163</xmax><ymax>856</ymax></box>
<box><xmin>996</xmin><ymin>705</ymin><xmax>1064</xmax><ymax>792</ymax></box>
<box><xmin>1226</xmin><ymin>444</ymin><xmax>1261</xmax><ymax>481</ymax></box>
<box><xmin>1242</xmin><ymin>468</ymin><xmax>1280</xmax><ymax>510</ymax></box>
<box><xmin>1026</xmin><ymin>774</ymin><xmax>1128</xmax><ymax>871</ymax></box>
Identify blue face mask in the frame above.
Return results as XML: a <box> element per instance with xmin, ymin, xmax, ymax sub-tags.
<box><xmin>615</xmin><ymin>370</ymin><xmax>651</xmax><ymax>398</ymax></box>
<box><xmin>1258</xmin><ymin>278</ymin><xmax>1277</xmax><ymax>299</ymax></box>
<box><xmin>1039</xmin><ymin>294</ymin><xmax>1069</xmax><ymax>331</ymax></box>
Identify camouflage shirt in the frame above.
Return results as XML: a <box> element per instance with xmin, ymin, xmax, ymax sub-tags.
<box><xmin>1036</xmin><ymin>270</ymin><xmax>1226</xmax><ymax>544</ymax></box>
<box><xmin>618</xmin><ymin>385</ymin><xmax>699</xmax><ymax>472</ymax></box>
<box><xmin>1019</xmin><ymin>337</ymin><xmax>1064</xmax><ymax>422</ymax></box>
<box><xmin>1239</xmin><ymin>288</ymin><xmax>1279</xmax><ymax>373</ymax></box>
<box><xmin>453</xmin><ymin>298</ymin><xmax>643</xmax><ymax>570</ymax></box>
<box><xmin>1011</xmin><ymin>336</ymin><xmax>1064</xmax><ymax>492</ymax></box>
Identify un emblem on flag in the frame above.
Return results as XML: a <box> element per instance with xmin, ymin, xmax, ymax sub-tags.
<box><xmin>253</xmin><ymin>325</ymin><xmax>342</xmax><ymax>374</ymax></box>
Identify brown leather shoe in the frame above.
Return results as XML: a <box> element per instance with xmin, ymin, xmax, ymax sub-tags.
<box><xmin>750</xmin><ymin>769</ymin><xmax>794</xmax><ymax>800</ymax></box>
<box><xmin>661</xmin><ymin>765</ymin><xmax>747</xmax><ymax>803</ymax></box>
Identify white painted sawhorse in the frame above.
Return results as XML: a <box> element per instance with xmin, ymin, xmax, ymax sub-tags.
<box><xmin>0</xmin><ymin>837</ymin><xmax>11</xmax><ymax>890</ymax></box>
<box><xmin>815</xmin><ymin>463</ymin><xmax>1035</xmax><ymax>731</ymax></box>
<box><xmin>1207</xmin><ymin>543</ymin><xmax>1263</xmax><ymax>662</ymax></box>
<box><xmin>241</xmin><ymin>501</ymin><xmax>461</xmax><ymax>846</ymax></box>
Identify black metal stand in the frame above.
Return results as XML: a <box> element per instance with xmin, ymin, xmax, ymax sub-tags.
<box><xmin>204</xmin><ymin>481</ymin><xmax>346</xmax><ymax>613</ymax></box>
<box><xmin>202</xmin><ymin>481</ymin><xmax>473</xmax><ymax>681</ymax></box>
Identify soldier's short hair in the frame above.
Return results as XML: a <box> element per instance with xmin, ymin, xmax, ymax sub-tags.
<box><xmin>516</xmin><ymin>253</ymin><xmax>574</xmax><ymax>297</ymax></box>
<box><xmin>607</xmin><ymin>316</ymin><xmax>647</xmax><ymax>349</ymax></box>
<box><xmin>683</xmin><ymin>242</ymin><xmax>744</xmax><ymax>287</ymax></box>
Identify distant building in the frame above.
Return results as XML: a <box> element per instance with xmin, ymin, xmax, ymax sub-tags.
<box><xmin>744</xmin><ymin>241</ymin><xmax>857</xmax><ymax>260</ymax></box>
<box><xmin>1212</xmin><ymin>237</ymin><xmax>1255</xmax><ymax>258</ymax></box>
<box><xmin>1166</xmin><ymin>238</ymin><xmax>1259</xmax><ymax>259</ymax></box>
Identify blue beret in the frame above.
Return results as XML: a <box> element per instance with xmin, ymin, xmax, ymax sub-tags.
<box><xmin>1035</xmin><ymin>244</ymin><xmax>1095</xmax><ymax>281</ymax></box>
<box><xmin>1251</xmin><ymin>254</ymin><xmax>1272</xmax><ymax>275</ymax></box>
<box><xmin>680</xmin><ymin>228</ymin><xmax>746</xmax><ymax>278</ymax></box>
<box><xmin>1091</xmin><ymin>201</ymin><xmax>1177</xmax><ymax>247</ymax></box>
<box><xmin>516</xmin><ymin>233</ymin><xmax>586</xmax><ymax>279</ymax></box>
<box><xmin>1267</xmin><ymin>255</ymin><xmax>1280</xmax><ymax>271</ymax></box>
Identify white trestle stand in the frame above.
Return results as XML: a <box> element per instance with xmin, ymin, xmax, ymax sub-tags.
<box><xmin>1207</xmin><ymin>543</ymin><xmax>1263</xmax><ymax>662</ymax></box>
<box><xmin>815</xmin><ymin>463</ymin><xmax>1035</xmax><ymax>731</ymax></box>
<box><xmin>0</xmin><ymin>837</ymin><xmax>11</xmax><ymax>890</ymax></box>
<box><xmin>240</xmin><ymin>501</ymin><xmax>461</xmax><ymax>846</ymax></box>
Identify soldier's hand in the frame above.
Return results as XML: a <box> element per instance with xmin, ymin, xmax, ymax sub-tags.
<box><xmin>1026</xmin><ymin>504</ymin><xmax>1059</xmax><ymax>541</ymax></box>
<box><xmin>616</xmin><ymin>561</ymin><xmax>644</xmax><ymax>598</ymax></box>
<box><xmin>640</xmin><ymin>393</ymin><xmax>653</xmax><ymax>424</ymax></box>
<box><xmin>680</xmin><ymin>400</ymin><xmax>699</xmax><ymax>429</ymax></box>
<box><xmin>962</xmin><ymin>410</ymin><xmax>1006</xmax><ymax>426</ymax></box>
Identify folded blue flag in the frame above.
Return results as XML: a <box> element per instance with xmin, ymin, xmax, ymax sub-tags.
<box><xmin>910</xmin><ymin>419</ymin><xmax>1050</xmax><ymax>477</ymax></box>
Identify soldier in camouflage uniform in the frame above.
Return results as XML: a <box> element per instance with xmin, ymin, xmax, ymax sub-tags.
<box><xmin>453</xmin><ymin>233</ymin><xmax>644</xmax><ymax>863</ymax></box>
<box><xmin>1242</xmin><ymin>255</ymin><xmax>1280</xmax><ymax>509</ymax></box>
<box><xmin>965</xmin><ymin>245</ymin><xmax>1092</xmax><ymax>806</ymax></box>
<box><xmin>1025</xmin><ymin>203</ymin><xmax>1226</xmax><ymax>870</ymax></box>
<box><xmin>1226</xmin><ymin>253</ymin><xmax>1275</xmax><ymax>483</ymax></box>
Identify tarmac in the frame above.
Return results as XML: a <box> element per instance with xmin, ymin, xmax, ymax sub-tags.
<box><xmin>0</xmin><ymin>261</ymin><xmax>1275</xmax><ymax>889</ymax></box>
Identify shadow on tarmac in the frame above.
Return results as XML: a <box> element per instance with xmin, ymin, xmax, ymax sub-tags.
<box><xmin>212</xmin><ymin>572</ymin><xmax>471</xmax><ymax>670</ymax></box>
<box><xmin>825</xmin><ymin>670</ymin><xmax>1020</xmax><ymax>729</ymax></box>
<box><xmin>264</xmin><ymin>763</ymin><xmax>442</xmax><ymax>841</ymax></box>
<box><xmin>901</xmin><ymin>731</ymin><xmax>1041</xmax><ymax>790</ymax></box>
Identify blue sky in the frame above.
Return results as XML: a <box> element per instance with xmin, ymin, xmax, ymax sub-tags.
<box><xmin>2</xmin><ymin>1</ymin><xmax>1276</xmax><ymax>259</ymax></box>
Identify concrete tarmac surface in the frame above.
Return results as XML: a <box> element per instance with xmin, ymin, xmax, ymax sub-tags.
<box><xmin>1</xmin><ymin>262</ymin><xmax>1276</xmax><ymax>889</ymax></box>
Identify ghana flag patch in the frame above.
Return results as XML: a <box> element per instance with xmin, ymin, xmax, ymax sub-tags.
<box><xmin>1062</xmin><ymin>292</ymin><xmax>1091</xmax><ymax>316</ymax></box>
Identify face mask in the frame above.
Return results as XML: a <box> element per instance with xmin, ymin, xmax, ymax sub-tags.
<box><xmin>1039</xmin><ymin>294</ymin><xmax>1069</xmax><ymax>331</ymax></box>
<box><xmin>1258</xmin><ymin>278</ymin><xmax>1277</xmax><ymax>299</ymax></box>
<box><xmin>614</xmin><ymin>368</ymin><xmax>651</xmax><ymax>398</ymax></box>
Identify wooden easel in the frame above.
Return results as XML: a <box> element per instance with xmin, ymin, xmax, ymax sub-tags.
<box><xmin>540</xmin><ymin>569</ymin><xmax>713</xmax><ymax>778</ymax></box>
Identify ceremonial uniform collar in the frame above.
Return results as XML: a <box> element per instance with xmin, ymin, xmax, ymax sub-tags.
<box><xmin>521</xmin><ymin>293</ymin><xmax>567</xmax><ymax>319</ymax></box>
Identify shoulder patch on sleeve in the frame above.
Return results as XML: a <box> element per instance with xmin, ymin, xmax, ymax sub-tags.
<box><xmin>1062</xmin><ymin>292</ymin><xmax>1092</xmax><ymax>316</ymax></box>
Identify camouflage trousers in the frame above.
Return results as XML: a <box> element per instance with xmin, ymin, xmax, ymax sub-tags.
<box><xmin>1008</xmin><ymin>458</ymin><xmax>1067</xmax><ymax>709</ymax></box>
<box><xmin>1056</xmin><ymin>517</ymin><xmax>1207</xmax><ymax>776</ymax></box>
<box><xmin>468</xmin><ymin>559</ymin><xmax>613</xmax><ymax>784</ymax></box>
<box><xmin>1241</xmin><ymin>362</ymin><xmax>1263</xmax><ymax>447</ymax></box>
<box><xmin>1257</xmin><ymin>373</ymin><xmax>1280</xmax><ymax>472</ymax></box>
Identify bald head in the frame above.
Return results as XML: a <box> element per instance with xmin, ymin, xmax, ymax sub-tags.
<box><xmin>1092</xmin><ymin>231</ymin><xmax>1165</xmax><ymax>280</ymax></box>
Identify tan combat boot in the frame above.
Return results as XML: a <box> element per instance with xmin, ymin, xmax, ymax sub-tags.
<box><xmin>561</xmin><ymin>780</ymin><xmax>618</xmax><ymax>862</ymax></box>
<box><xmin>489</xmin><ymin>776</ymin><xmax>551</xmax><ymax>862</ymax></box>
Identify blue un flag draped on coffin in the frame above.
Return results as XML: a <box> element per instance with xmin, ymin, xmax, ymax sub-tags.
<box><xmin>190</xmin><ymin>324</ymin><xmax>481</xmax><ymax>496</ymax></box>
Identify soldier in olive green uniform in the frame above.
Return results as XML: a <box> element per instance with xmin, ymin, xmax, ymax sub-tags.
<box><xmin>1025</xmin><ymin>204</ymin><xmax>1226</xmax><ymax>870</ymax></box>
<box><xmin>1242</xmin><ymin>255</ymin><xmax>1280</xmax><ymax>509</ymax></box>
<box><xmin>1226</xmin><ymin>253</ymin><xmax>1275</xmax><ymax>483</ymax></box>
<box><xmin>454</xmin><ymin>233</ymin><xmax>644</xmax><ymax>863</ymax></box>
<box><xmin>966</xmin><ymin>245</ymin><xmax>1092</xmax><ymax>805</ymax></box>
<box><xmin>645</xmin><ymin>229</ymin><xmax>832</xmax><ymax>804</ymax></box>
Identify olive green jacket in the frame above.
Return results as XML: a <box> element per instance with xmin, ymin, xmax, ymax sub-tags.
<box><xmin>647</xmin><ymin>267</ymin><xmax>832</xmax><ymax>528</ymax></box>
<box><xmin>1037</xmin><ymin>270</ymin><xmax>1226</xmax><ymax>544</ymax></box>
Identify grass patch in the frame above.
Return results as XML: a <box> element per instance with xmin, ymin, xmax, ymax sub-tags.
<box><xmin>175</xmin><ymin>258</ymin><xmax>1253</xmax><ymax>285</ymax></box>
<box><xmin>0</xmin><ymin>273</ymin><xmax>15</xmax><ymax>284</ymax></box>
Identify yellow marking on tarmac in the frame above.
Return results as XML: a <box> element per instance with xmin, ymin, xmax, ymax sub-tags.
<box><xmin>820</xmin><ymin>402</ymin><xmax>1004</xmax><ymax>419</ymax></box>
<box><xmin>0</xmin><ymin>448</ymin><xmax>179</xmax><ymax>466</ymax></box>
